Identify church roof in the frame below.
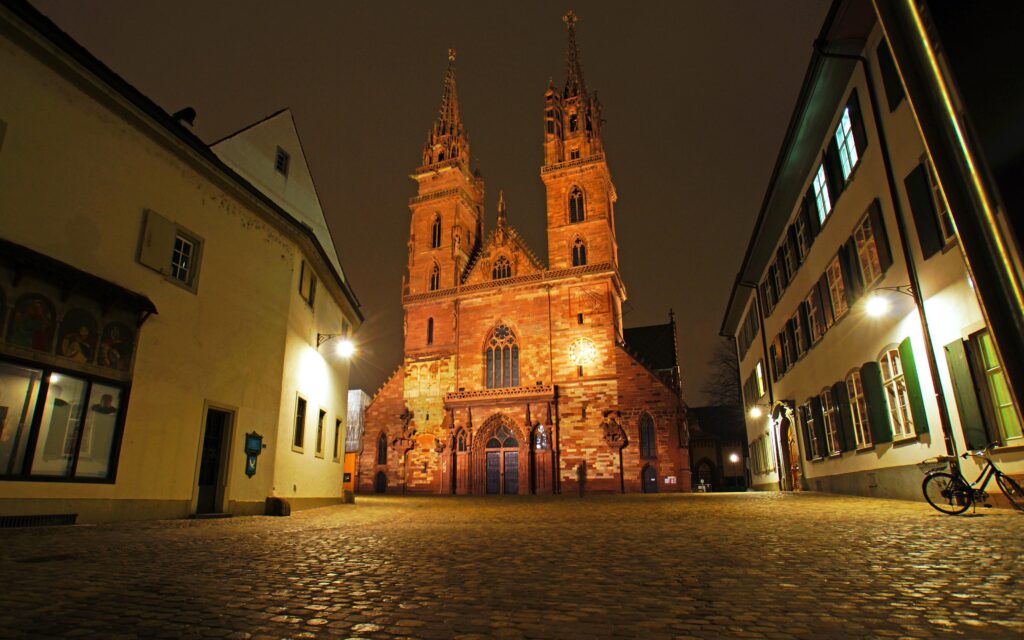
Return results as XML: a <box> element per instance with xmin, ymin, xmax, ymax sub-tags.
<box><xmin>623</xmin><ymin>322</ymin><xmax>677</xmax><ymax>371</ymax></box>
<box><xmin>460</xmin><ymin>193</ymin><xmax>545</xmax><ymax>284</ymax></box>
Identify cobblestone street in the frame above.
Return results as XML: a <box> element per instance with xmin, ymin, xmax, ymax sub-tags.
<box><xmin>1</xmin><ymin>493</ymin><xmax>1022</xmax><ymax>639</ymax></box>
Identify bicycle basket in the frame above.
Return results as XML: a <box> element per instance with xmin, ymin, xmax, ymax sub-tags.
<box><xmin>918</xmin><ymin>456</ymin><xmax>954</xmax><ymax>474</ymax></box>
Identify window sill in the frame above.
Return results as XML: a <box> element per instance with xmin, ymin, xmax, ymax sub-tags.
<box><xmin>292</xmin><ymin>445</ymin><xmax>305</xmax><ymax>454</ymax></box>
<box><xmin>855</xmin><ymin>444</ymin><xmax>875</xmax><ymax>453</ymax></box>
<box><xmin>891</xmin><ymin>434</ymin><xmax>920</xmax><ymax>447</ymax></box>
<box><xmin>992</xmin><ymin>441</ymin><xmax>1024</xmax><ymax>455</ymax></box>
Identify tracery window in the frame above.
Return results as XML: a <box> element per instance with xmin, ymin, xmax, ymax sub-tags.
<box><xmin>486</xmin><ymin>424</ymin><xmax>518</xmax><ymax>449</ymax></box>
<box><xmin>492</xmin><ymin>256</ymin><xmax>511</xmax><ymax>280</ymax></box>
<box><xmin>431</xmin><ymin>215</ymin><xmax>442</xmax><ymax>249</ymax></box>
<box><xmin>572</xmin><ymin>238</ymin><xmax>587</xmax><ymax>267</ymax></box>
<box><xmin>639</xmin><ymin>412</ymin><xmax>656</xmax><ymax>458</ymax></box>
<box><xmin>456</xmin><ymin>431</ymin><xmax>467</xmax><ymax>452</ymax></box>
<box><xmin>569</xmin><ymin>187</ymin><xmax>585</xmax><ymax>223</ymax></box>
<box><xmin>429</xmin><ymin>263</ymin><xmax>440</xmax><ymax>291</ymax></box>
<box><xmin>533</xmin><ymin>425</ymin><xmax>548</xmax><ymax>450</ymax></box>
<box><xmin>485</xmin><ymin>324</ymin><xmax>520</xmax><ymax>388</ymax></box>
<box><xmin>376</xmin><ymin>432</ymin><xmax>387</xmax><ymax>464</ymax></box>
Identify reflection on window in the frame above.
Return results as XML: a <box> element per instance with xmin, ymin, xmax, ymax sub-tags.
<box><xmin>977</xmin><ymin>331</ymin><xmax>1022</xmax><ymax>442</ymax></box>
<box><xmin>0</xmin><ymin>361</ymin><xmax>125</xmax><ymax>481</ymax></box>
<box><xmin>813</xmin><ymin>164</ymin><xmax>832</xmax><ymax>223</ymax></box>
<box><xmin>835</xmin><ymin>108</ymin><xmax>859</xmax><ymax>180</ymax></box>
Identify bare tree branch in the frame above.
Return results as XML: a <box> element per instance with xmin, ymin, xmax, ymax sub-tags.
<box><xmin>700</xmin><ymin>338</ymin><xmax>741</xmax><ymax>407</ymax></box>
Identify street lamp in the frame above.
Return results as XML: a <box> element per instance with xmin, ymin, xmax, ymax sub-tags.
<box><xmin>864</xmin><ymin>285</ymin><xmax>914</xmax><ymax>317</ymax></box>
<box><xmin>317</xmin><ymin>333</ymin><xmax>356</xmax><ymax>358</ymax></box>
<box><xmin>748</xmin><ymin>403</ymin><xmax>770</xmax><ymax>419</ymax></box>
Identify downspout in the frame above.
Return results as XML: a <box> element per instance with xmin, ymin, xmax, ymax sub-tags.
<box><xmin>814</xmin><ymin>39</ymin><xmax>957</xmax><ymax>457</ymax></box>
<box><xmin>736</xmin><ymin>281</ymin><xmax>787</xmax><ymax>491</ymax></box>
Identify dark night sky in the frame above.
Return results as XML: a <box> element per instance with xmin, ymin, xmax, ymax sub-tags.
<box><xmin>31</xmin><ymin>0</ymin><xmax>829</xmax><ymax>404</ymax></box>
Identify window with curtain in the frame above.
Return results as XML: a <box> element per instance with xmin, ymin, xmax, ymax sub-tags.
<box><xmin>485</xmin><ymin>324</ymin><xmax>519</xmax><ymax>388</ymax></box>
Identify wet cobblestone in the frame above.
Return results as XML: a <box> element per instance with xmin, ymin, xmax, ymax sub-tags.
<box><xmin>0</xmin><ymin>492</ymin><xmax>1022</xmax><ymax>639</ymax></box>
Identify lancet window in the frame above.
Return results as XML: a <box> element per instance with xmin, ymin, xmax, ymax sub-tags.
<box><xmin>569</xmin><ymin>187</ymin><xmax>585</xmax><ymax>223</ymax></box>
<box><xmin>485</xmin><ymin>324</ymin><xmax>520</xmax><ymax>388</ymax></box>
<box><xmin>376</xmin><ymin>432</ymin><xmax>388</xmax><ymax>464</ymax></box>
<box><xmin>572</xmin><ymin>238</ymin><xmax>588</xmax><ymax>267</ymax></box>
<box><xmin>429</xmin><ymin>263</ymin><xmax>440</xmax><ymax>291</ymax></box>
<box><xmin>431</xmin><ymin>215</ymin><xmax>442</xmax><ymax>249</ymax></box>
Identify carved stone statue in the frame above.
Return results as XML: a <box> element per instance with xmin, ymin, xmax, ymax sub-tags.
<box><xmin>601</xmin><ymin>410</ymin><xmax>627</xmax><ymax>450</ymax></box>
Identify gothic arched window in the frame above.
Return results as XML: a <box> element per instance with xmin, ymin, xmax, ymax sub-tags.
<box><xmin>429</xmin><ymin>263</ymin><xmax>440</xmax><ymax>291</ymax></box>
<box><xmin>431</xmin><ymin>215</ymin><xmax>442</xmax><ymax>249</ymax></box>
<box><xmin>427</xmin><ymin>317</ymin><xmax>434</xmax><ymax>345</ymax></box>
<box><xmin>572</xmin><ymin>238</ymin><xmax>588</xmax><ymax>267</ymax></box>
<box><xmin>492</xmin><ymin>256</ymin><xmax>511</xmax><ymax>280</ymax></box>
<box><xmin>569</xmin><ymin>187</ymin><xmax>585</xmax><ymax>223</ymax></box>
<box><xmin>457</xmin><ymin>430</ymin><xmax>467</xmax><ymax>452</ymax></box>
<box><xmin>485</xmin><ymin>324</ymin><xmax>520</xmax><ymax>388</ymax></box>
<box><xmin>639</xmin><ymin>412</ymin><xmax>656</xmax><ymax>459</ymax></box>
<box><xmin>376</xmin><ymin>432</ymin><xmax>388</xmax><ymax>464</ymax></box>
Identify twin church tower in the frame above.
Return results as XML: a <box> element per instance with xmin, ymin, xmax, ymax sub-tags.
<box><xmin>360</xmin><ymin>12</ymin><xmax>689</xmax><ymax>496</ymax></box>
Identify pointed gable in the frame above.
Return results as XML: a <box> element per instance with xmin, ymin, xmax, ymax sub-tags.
<box><xmin>211</xmin><ymin>109</ymin><xmax>346</xmax><ymax>281</ymax></box>
<box><xmin>461</xmin><ymin>224</ymin><xmax>545</xmax><ymax>285</ymax></box>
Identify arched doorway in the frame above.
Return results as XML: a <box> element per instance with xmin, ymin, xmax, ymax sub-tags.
<box><xmin>642</xmin><ymin>464</ymin><xmax>658</xmax><ymax>493</ymax></box>
<box><xmin>485</xmin><ymin>424</ymin><xmax>519</xmax><ymax>495</ymax></box>
<box><xmin>374</xmin><ymin>471</ymin><xmax>388</xmax><ymax>494</ymax></box>
<box><xmin>694</xmin><ymin>459</ymin><xmax>715</xmax><ymax>491</ymax></box>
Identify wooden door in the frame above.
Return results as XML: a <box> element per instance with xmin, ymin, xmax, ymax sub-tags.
<box><xmin>642</xmin><ymin>465</ymin><xmax>658</xmax><ymax>493</ymax></box>
<box><xmin>196</xmin><ymin>409</ymin><xmax>230</xmax><ymax>514</ymax></box>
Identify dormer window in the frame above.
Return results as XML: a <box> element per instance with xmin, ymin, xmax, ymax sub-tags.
<box><xmin>274</xmin><ymin>147</ymin><xmax>290</xmax><ymax>176</ymax></box>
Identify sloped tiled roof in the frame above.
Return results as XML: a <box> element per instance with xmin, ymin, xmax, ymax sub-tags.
<box><xmin>623</xmin><ymin>322</ymin><xmax>677</xmax><ymax>371</ymax></box>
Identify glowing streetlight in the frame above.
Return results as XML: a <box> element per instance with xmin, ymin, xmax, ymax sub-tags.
<box><xmin>729</xmin><ymin>453</ymin><xmax>740</xmax><ymax>463</ymax></box>
<box><xmin>749</xmin><ymin>406</ymin><xmax>763</xmax><ymax>419</ymax></box>
<box><xmin>316</xmin><ymin>333</ymin><xmax>356</xmax><ymax>358</ymax></box>
<box><xmin>865</xmin><ymin>294</ymin><xmax>891</xmax><ymax>317</ymax></box>
<box><xmin>336</xmin><ymin>339</ymin><xmax>356</xmax><ymax>358</ymax></box>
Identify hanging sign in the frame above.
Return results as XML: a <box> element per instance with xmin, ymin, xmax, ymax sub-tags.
<box><xmin>244</xmin><ymin>431</ymin><xmax>264</xmax><ymax>478</ymax></box>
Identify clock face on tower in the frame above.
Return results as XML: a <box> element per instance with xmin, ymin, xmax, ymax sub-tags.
<box><xmin>568</xmin><ymin>337</ymin><xmax>598</xmax><ymax>367</ymax></box>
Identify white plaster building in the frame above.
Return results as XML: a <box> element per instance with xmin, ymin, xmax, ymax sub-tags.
<box><xmin>721</xmin><ymin>0</ymin><xmax>1023</xmax><ymax>503</ymax></box>
<box><xmin>0</xmin><ymin>2</ymin><xmax>362</xmax><ymax>523</ymax></box>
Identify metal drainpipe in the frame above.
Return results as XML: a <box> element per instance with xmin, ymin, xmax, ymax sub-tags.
<box><xmin>736</xmin><ymin>281</ymin><xmax>786</xmax><ymax>490</ymax></box>
<box><xmin>814</xmin><ymin>39</ymin><xmax>957</xmax><ymax>457</ymax></box>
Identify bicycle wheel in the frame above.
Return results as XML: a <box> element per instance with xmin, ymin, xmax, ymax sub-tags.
<box><xmin>996</xmin><ymin>473</ymin><xmax>1024</xmax><ymax>512</ymax></box>
<box><xmin>922</xmin><ymin>472</ymin><xmax>973</xmax><ymax>515</ymax></box>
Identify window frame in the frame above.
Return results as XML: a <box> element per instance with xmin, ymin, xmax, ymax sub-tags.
<box><xmin>568</xmin><ymin>187</ymin><xmax>585</xmax><ymax>224</ymax></box>
<box><xmin>292</xmin><ymin>395</ymin><xmax>307</xmax><ymax>452</ymax></box>
<box><xmin>804</xmin><ymin>289</ymin><xmax>823</xmax><ymax>344</ymax></box>
<box><xmin>754</xmin><ymin>361</ymin><xmax>766</xmax><ymax>398</ymax></box>
<box><xmin>821</xmin><ymin>388</ymin><xmax>841</xmax><ymax>455</ymax></box>
<box><xmin>813</xmin><ymin>163</ymin><xmax>832</xmax><ymax>224</ymax></box>
<box><xmin>0</xmin><ymin>355</ymin><xmax>130</xmax><ymax>483</ymax></box>
<box><xmin>571</xmin><ymin>237</ymin><xmax>587</xmax><ymax>267</ymax></box>
<box><xmin>333</xmin><ymin>418</ymin><xmax>342</xmax><ymax>462</ymax></box>
<box><xmin>854</xmin><ymin>213</ymin><xmax>884</xmax><ymax>286</ymax></box>
<box><xmin>429</xmin><ymin>263</ymin><xmax>441</xmax><ymax>290</ymax></box>
<box><xmin>491</xmin><ymin>256</ymin><xmax>511</xmax><ymax>280</ymax></box>
<box><xmin>803</xmin><ymin>401</ymin><xmax>822</xmax><ymax>459</ymax></box>
<box><xmin>846</xmin><ymin>370</ymin><xmax>873</xmax><ymax>449</ymax></box>
<box><xmin>835</xmin><ymin>107</ymin><xmax>860</xmax><ymax>181</ymax></box>
<box><xmin>274</xmin><ymin>146</ymin><xmax>290</xmax><ymax>176</ymax></box>
<box><xmin>880</xmin><ymin>348</ymin><xmax>915</xmax><ymax>440</ymax></box>
<box><xmin>299</xmin><ymin>260</ymin><xmax>317</xmax><ymax>307</ymax></box>
<box><xmin>430</xmin><ymin>214</ymin><xmax>442</xmax><ymax>249</ymax></box>
<box><xmin>971</xmin><ymin>330</ymin><xmax>1022</xmax><ymax>444</ymax></box>
<box><xmin>639</xmin><ymin>412</ymin><xmax>657</xmax><ymax>459</ymax></box>
<box><xmin>315</xmin><ymin>408</ymin><xmax>326</xmax><ymax>458</ymax></box>
<box><xmin>826</xmin><ymin>255</ymin><xmax>848</xmax><ymax>319</ymax></box>
<box><xmin>924</xmin><ymin>159</ymin><xmax>957</xmax><ymax>246</ymax></box>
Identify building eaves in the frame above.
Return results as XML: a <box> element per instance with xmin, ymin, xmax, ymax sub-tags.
<box><xmin>1</xmin><ymin>0</ymin><xmax>363</xmax><ymax>321</ymax></box>
<box><xmin>719</xmin><ymin>0</ymin><xmax>874</xmax><ymax>338</ymax></box>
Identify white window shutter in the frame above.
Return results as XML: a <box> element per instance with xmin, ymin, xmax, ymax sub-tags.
<box><xmin>138</xmin><ymin>209</ymin><xmax>176</xmax><ymax>274</ymax></box>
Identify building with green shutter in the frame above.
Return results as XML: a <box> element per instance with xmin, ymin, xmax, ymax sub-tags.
<box><xmin>720</xmin><ymin>0</ymin><xmax>1023</xmax><ymax>502</ymax></box>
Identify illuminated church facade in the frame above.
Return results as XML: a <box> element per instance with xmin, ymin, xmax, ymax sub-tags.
<box><xmin>358</xmin><ymin>13</ymin><xmax>690</xmax><ymax>495</ymax></box>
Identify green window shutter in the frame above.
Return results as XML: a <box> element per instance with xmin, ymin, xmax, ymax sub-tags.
<box><xmin>787</xmin><ymin>225</ymin><xmax>801</xmax><ymax>267</ymax></box>
<box><xmin>867</xmin><ymin>198</ymin><xmax>893</xmax><ymax>273</ymax></box>
<box><xmin>832</xmin><ymin>381</ymin><xmax>856</xmax><ymax>452</ymax></box>
<box><xmin>904</xmin><ymin>163</ymin><xmax>943</xmax><ymax>260</ymax></box>
<box><xmin>776</xmin><ymin>250</ymin><xmax>789</xmax><ymax>288</ymax></box>
<box><xmin>824</xmin><ymin>141</ymin><xmax>844</xmax><ymax>197</ymax></box>
<box><xmin>847</xmin><ymin>89</ymin><xmax>868</xmax><ymax>157</ymax></box>
<box><xmin>944</xmin><ymin>339</ymin><xmax>990</xmax><ymax>450</ymax></box>
<box><xmin>861</xmin><ymin>361</ymin><xmax>894</xmax><ymax>444</ymax></box>
<box><xmin>876</xmin><ymin>40</ymin><xmax>905</xmax><ymax>111</ymax></box>
<box><xmin>769</xmin><ymin>343</ymin><xmax>780</xmax><ymax>383</ymax></box>
<box><xmin>800</xmin><ymin>406</ymin><xmax>813</xmax><ymax>462</ymax></box>
<box><xmin>817</xmin><ymin>272</ymin><xmax>834</xmax><ymax>327</ymax></box>
<box><xmin>899</xmin><ymin>337</ymin><xmax>931</xmax><ymax>436</ymax></box>
<box><xmin>798</xmin><ymin>301</ymin><xmax>813</xmax><ymax>347</ymax></box>
<box><xmin>839</xmin><ymin>239</ymin><xmax>864</xmax><ymax>305</ymax></box>
<box><xmin>806</xmin><ymin>187</ymin><xmax>821</xmax><ymax>236</ymax></box>
<box><xmin>811</xmin><ymin>396</ymin><xmax>827</xmax><ymax>458</ymax></box>
<box><xmin>785</xmin><ymin>321</ymin><xmax>797</xmax><ymax>364</ymax></box>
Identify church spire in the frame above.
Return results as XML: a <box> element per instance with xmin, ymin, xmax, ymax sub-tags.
<box><xmin>563</xmin><ymin>10</ymin><xmax>586</xmax><ymax>99</ymax></box>
<box><xmin>496</xmin><ymin>190</ymin><xmax>507</xmax><ymax>229</ymax></box>
<box><xmin>422</xmin><ymin>48</ymin><xmax>470</xmax><ymax>168</ymax></box>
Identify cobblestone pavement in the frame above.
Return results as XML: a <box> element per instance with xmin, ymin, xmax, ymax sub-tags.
<box><xmin>0</xmin><ymin>493</ymin><xmax>1022</xmax><ymax>640</ymax></box>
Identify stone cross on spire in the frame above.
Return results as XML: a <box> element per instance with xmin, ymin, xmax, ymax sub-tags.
<box><xmin>422</xmin><ymin>48</ymin><xmax>469</xmax><ymax>167</ymax></box>
<box><xmin>563</xmin><ymin>10</ymin><xmax>587</xmax><ymax>99</ymax></box>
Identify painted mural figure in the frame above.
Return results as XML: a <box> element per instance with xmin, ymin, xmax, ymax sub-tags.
<box><xmin>57</xmin><ymin>309</ymin><xmax>99</xmax><ymax>363</ymax></box>
<box><xmin>8</xmin><ymin>295</ymin><xmax>56</xmax><ymax>351</ymax></box>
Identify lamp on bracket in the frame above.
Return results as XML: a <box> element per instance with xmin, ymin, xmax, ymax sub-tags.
<box><xmin>748</xmin><ymin>403</ymin><xmax>771</xmax><ymax>420</ymax></box>
<box><xmin>317</xmin><ymin>333</ymin><xmax>356</xmax><ymax>358</ymax></box>
<box><xmin>865</xmin><ymin>284</ymin><xmax>914</xmax><ymax>318</ymax></box>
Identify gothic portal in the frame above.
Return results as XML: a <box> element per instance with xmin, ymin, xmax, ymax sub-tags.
<box><xmin>359</xmin><ymin>13</ymin><xmax>691</xmax><ymax>495</ymax></box>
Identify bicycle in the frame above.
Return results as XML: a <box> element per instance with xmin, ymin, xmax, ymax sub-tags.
<box><xmin>920</xmin><ymin>443</ymin><xmax>1024</xmax><ymax>515</ymax></box>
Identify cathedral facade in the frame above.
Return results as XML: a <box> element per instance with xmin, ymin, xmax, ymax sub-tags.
<box><xmin>358</xmin><ymin>14</ymin><xmax>690</xmax><ymax>495</ymax></box>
